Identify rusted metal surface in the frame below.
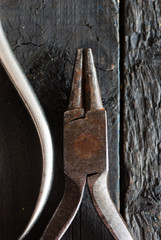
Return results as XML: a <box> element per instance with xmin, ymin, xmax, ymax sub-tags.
<box><xmin>41</xmin><ymin>175</ymin><xmax>86</xmax><ymax>240</ymax></box>
<box><xmin>42</xmin><ymin>49</ymin><xmax>133</xmax><ymax>240</ymax></box>
<box><xmin>83</xmin><ymin>49</ymin><xmax>104</xmax><ymax>111</ymax></box>
<box><xmin>68</xmin><ymin>49</ymin><xmax>83</xmax><ymax>110</ymax></box>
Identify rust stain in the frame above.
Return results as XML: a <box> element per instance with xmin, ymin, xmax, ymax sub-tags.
<box><xmin>74</xmin><ymin>133</ymin><xmax>99</xmax><ymax>159</ymax></box>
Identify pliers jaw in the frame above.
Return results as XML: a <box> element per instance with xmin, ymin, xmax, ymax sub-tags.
<box><xmin>64</xmin><ymin>48</ymin><xmax>108</xmax><ymax>178</ymax></box>
<box><xmin>42</xmin><ymin>49</ymin><xmax>133</xmax><ymax>240</ymax></box>
<box><xmin>64</xmin><ymin>48</ymin><xmax>104</xmax><ymax>124</ymax></box>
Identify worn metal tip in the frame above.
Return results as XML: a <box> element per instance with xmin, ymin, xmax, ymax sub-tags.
<box><xmin>67</xmin><ymin>48</ymin><xmax>104</xmax><ymax>114</ymax></box>
<box><xmin>83</xmin><ymin>48</ymin><xmax>104</xmax><ymax>111</ymax></box>
<box><xmin>68</xmin><ymin>49</ymin><xmax>83</xmax><ymax>110</ymax></box>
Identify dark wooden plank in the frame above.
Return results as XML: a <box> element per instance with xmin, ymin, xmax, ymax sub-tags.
<box><xmin>0</xmin><ymin>0</ymin><xmax>120</xmax><ymax>239</ymax></box>
<box><xmin>123</xmin><ymin>0</ymin><xmax>161</xmax><ymax>239</ymax></box>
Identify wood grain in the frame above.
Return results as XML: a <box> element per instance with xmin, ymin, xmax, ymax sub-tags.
<box><xmin>123</xmin><ymin>0</ymin><xmax>161</xmax><ymax>239</ymax></box>
<box><xmin>0</xmin><ymin>0</ymin><xmax>119</xmax><ymax>239</ymax></box>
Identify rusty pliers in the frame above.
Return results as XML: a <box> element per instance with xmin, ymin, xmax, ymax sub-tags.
<box><xmin>0</xmin><ymin>20</ymin><xmax>133</xmax><ymax>239</ymax></box>
<box><xmin>42</xmin><ymin>49</ymin><xmax>134</xmax><ymax>240</ymax></box>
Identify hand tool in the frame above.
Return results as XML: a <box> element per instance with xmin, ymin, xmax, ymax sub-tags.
<box><xmin>42</xmin><ymin>48</ymin><xmax>134</xmax><ymax>240</ymax></box>
<box><xmin>0</xmin><ymin>21</ymin><xmax>54</xmax><ymax>240</ymax></box>
<box><xmin>0</xmin><ymin>20</ymin><xmax>133</xmax><ymax>240</ymax></box>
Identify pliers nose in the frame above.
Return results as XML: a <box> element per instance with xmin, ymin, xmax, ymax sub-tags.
<box><xmin>42</xmin><ymin>49</ymin><xmax>134</xmax><ymax>240</ymax></box>
<box><xmin>68</xmin><ymin>48</ymin><xmax>103</xmax><ymax>112</ymax></box>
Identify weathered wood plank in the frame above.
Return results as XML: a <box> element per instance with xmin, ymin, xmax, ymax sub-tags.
<box><xmin>0</xmin><ymin>0</ymin><xmax>119</xmax><ymax>239</ymax></box>
<box><xmin>123</xmin><ymin>0</ymin><xmax>161</xmax><ymax>239</ymax></box>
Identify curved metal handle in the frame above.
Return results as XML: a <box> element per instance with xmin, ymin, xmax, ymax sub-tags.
<box><xmin>0</xmin><ymin>21</ymin><xmax>53</xmax><ymax>239</ymax></box>
<box><xmin>42</xmin><ymin>175</ymin><xmax>86</xmax><ymax>240</ymax></box>
<box><xmin>88</xmin><ymin>172</ymin><xmax>134</xmax><ymax>240</ymax></box>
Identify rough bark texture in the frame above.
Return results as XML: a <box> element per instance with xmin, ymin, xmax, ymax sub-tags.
<box><xmin>124</xmin><ymin>0</ymin><xmax>161</xmax><ymax>239</ymax></box>
<box><xmin>0</xmin><ymin>1</ymin><xmax>119</xmax><ymax>239</ymax></box>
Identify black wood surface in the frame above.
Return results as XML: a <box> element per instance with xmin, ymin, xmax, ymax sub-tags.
<box><xmin>123</xmin><ymin>0</ymin><xmax>161</xmax><ymax>239</ymax></box>
<box><xmin>0</xmin><ymin>1</ymin><xmax>120</xmax><ymax>239</ymax></box>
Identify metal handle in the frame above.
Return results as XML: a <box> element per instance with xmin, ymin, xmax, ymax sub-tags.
<box><xmin>0</xmin><ymin>21</ymin><xmax>54</xmax><ymax>239</ymax></box>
